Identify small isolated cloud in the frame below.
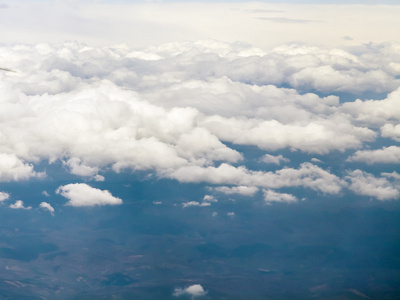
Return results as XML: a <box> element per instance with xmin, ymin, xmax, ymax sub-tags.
<box><xmin>153</xmin><ymin>201</ymin><xmax>162</xmax><ymax>205</ymax></box>
<box><xmin>214</xmin><ymin>185</ymin><xmax>258</xmax><ymax>196</ymax></box>
<box><xmin>94</xmin><ymin>174</ymin><xmax>105</xmax><ymax>182</ymax></box>
<box><xmin>42</xmin><ymin>191</ymin><xmax>50</xmax><ymax>197</ymax></box>
<box><xmin>56</xmin><ymin>183</ymin><xmax>123</xmax><ymax>207</ymax></box>
<box><xmin>346</xmin><ymin>170</ymin><xmax>400</xmax><ymax>201</ymax></box>
<box><xmin>347</xmin><ymin>146</ymin><xmax>400</xmax><ymax>164</ymax></box>
<box><xmin>260</xmin><ymin>154</ymin><xmax>290</xmax><ymax>165</ymax></box>
<box><xmin>212</xmin><ymin>212</ymin><xmax>218</xmax><ymax>217</ymax></box>
<box><xmin>263</xmin><ymin>189</ymin><xmax>298</xmax><ymax>203</ymax></box>
<box><xmin>9</xmin><ymin>200</ymin><xmax>32</xmax><ymax>210</ymax></box>
<box><xmin>173</xmin><ymin>284</ymin><xmax>207</xmax><ymax>297</ymax></box>
<box><xmin>40</xmin><ymin>202</ymin><xmax>55</xmax><ymax>214</ymax></box>
<box><xmin>203</xmin><ymin>195</ymin><xmax>218</xmax><ymax>202</ymax></box>
<box><xmin>0</xmin><ymin>192</ymin><xmax>10</xmax><ymax>202</ymax></box>
<box><xmin>182</xmin><ymin>201</ymin><xmax>211</xmax><ymax>208</ymax></box>
<box><xmin>311</xmin><ymin>158</ymin><xmax>322</xmax><ymax>163</ymax></box>
<box><xmin>227</xmin><ymin>212</ymin><xmax>235</xmax><ymax>217</ymax></box>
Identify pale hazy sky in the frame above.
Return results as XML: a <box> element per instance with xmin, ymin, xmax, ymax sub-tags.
<box><xmin>1</xmin><ymin>1</ymin><xmax>399</xmax><ymax>49</ymax></box>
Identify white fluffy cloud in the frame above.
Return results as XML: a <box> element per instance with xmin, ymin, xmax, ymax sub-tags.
<box><xmin>0</xmin><ymin>39</ymin><xmax>399</xmax><ymax>200</ymax></box>
<box><xmin>0</xmin><ymin>153</ymin><xmax>43</xmax><ymax>182</ymax></box>
<box><xmin>214</xmin><ymin>186</ymin><xmax>259</xmax><ymax>196</ymax></box>
<box><xmin>381</xmin><ymin>123</ymin><xmax>400</xmax><ymax>141</ymax></box>
<box><xmin>346</xmin><ymin>170</ymin><xmax>400</xmax><ymax>201</ymax></box>
<box><xmin>348</xmin><ymin>146</ymin><xmax>400</xmax><ymax>164</ymax></box>
<box><xmin>260</xmin><ymin>154</ymin><xmax>290</xmax><ymax>165</ymax></box>
<box><xmin>40</xmin><ymin>202</ymin><xmax>55</xmax><ymax>214</ymax></box>
<box><xmin>56</xmin><ymin>183</ymin><xmax>123</xmax><ymax>207</ymax></box>
<box><xmin>170</xmin><ymin>163</ymin><xmax>344</xmax><ymax>194</ymax></box>
<box><xmin>263</xmin><ymin>189</ymin><xmax>298</xmax><ymax>203</ymax></box>
<box><xmin>182</xmin><ymin>201</ymin><xmax>211</xmax><ymax>208</ymax></box>
<box><xmin>9</xmin><ymin>200</ymin><xmax>32</xmax><ymax>210</ymax></box>
<box><xmin>341</xmin><ymin>87</ymin><xmax>400</xmax><ymax>126</ymax></box>
<box><xmin>0</xmin><ymin>192</ymin><xmax>10</xmax><ymax>202</ymax></box>
<box><xmin>173</xmin><ymin>284</ymin><xmax>207</xmax><ymax>297</ymax></box>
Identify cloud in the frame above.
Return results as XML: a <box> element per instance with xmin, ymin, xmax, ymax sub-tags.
<box><xmin>347</xmin><ymin>146</ymin><xmax>400</xmax><ymax>164</ymax></box>
<box><xmin>201</xmin><ymin>115</ymin><xmax>375</xmax><ymax>154</ymax></box>
<box><xmin>182</xmin><ymin>201</ymin><xmax>211</xmax><ymax>208</ymax></box>
<box><xmin>0</xmin><ymin>153</ymin><xmax>44</xmax><ymax>182</ymax></box>
<box><xmin>213</xmin><ymin>186</ymin><xmax>259</xmax><ymax>196</ymax></box>
<box><xmin>0</xmin><ymin>39</ymin><xmax>399</xmax><ymax>203</ymax></box>
<box><xmin>40</xmin><ymin>202</ymin><xmax>55</xmax><ymax>214</ymax></box>
<box><xmin>170</xmin><ymin>163</ymin><xmax>344</xmax><ymax>194</ymax></box>
<box><xmin>173</xmin><ymin>284</ymin><xmax>207</xmax><ymax>297</ymax></box>
<box><xmin>9</xmin><ymin>200</ymin><xmax>32</xmax><ymax>210</ymax></box>
<box><xmin>0</xmin><ymin>192</ymin><xmax>10</xmax><ymax>202</ymax></box>
<box><xmin>382</xmin><ymin>171</ymin><xmax>400</xmax><ymax>180</ymax></box>
<box><xmin>263</xmin><ymin>189</ymin><xmax>298</xmax><ymax>203</ymax></box>
<box><xmin>346</xmin><ymin>170</ymin><xmax>400</xmax><ymax>201</ymax></box>
<box><xmin>203</xmin><ymin>195</ymin><xmax>218</xmax><ymax>202</ymax></box>
<box><xmin>56</xmin><ymin>183</ymin><xmax>123</xmax><ymax>207</ymax></box>
<box><xmin>381</xmin><ymin>123</ymin><xmax>400</xmax><ymax>141</ymax></box>
<box><xmin>341</xmin><ymin>87</ymin><xmax>400</xmax><ymax>126</ymax></box>
<box><xmin>64</xmin><ymin>157</ymin><xmax>100</xmax><ymax>178</ymax></box>
<box><xmin>260</xmin><ymin>154</ymin><xmax>290</xmax><ymax>165</ymax></box>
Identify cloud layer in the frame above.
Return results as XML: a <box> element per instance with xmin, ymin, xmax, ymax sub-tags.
<box><xmin>56</xmin><ymin>183</ymin><xmax>123</xmax><ymax>207</ymax></box>
<box><xmin>0</xmin><ymin>40</ymin><xmax>399</xmax><ymax>202</ymax></box>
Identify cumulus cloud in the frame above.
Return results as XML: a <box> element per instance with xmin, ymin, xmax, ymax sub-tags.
<box><xmin>182</xmin><ymin>201</ymin><xmax>211</xmax><ymax>208</ymax></box>
<box><xmin>0</xmin><ymin>191</ymin><xmax>10</xmax><ymax>202</ymax></box>
<box><xmin>9</xmin><ymin>200</ymin><xmax>32</xmax><ymax>210</ymax></box>
<box><xmin>213</xmin><ymin>186</ymin><xmax>259</xmax><ymax>196</ymax></box>
<box><xmin>0</xmin><ymin>153</ymin><xmax>44</xmax><ymax>182</ymax></box>
<box><xmin>203</xmin><ymin>195</ymin><xmax>218</xmax><ymax>202</ymax></box>
<box><xmin>382</xmin><ymin>171</ymin><xmax>400</xmax><ymax>180</ymax></box>
<box><xmin>56</xmin><ymin>183</ymin><xmax>123</xmax><ymax>207</ymax></box>
<box><xmin>173</xmin><ymin>284</ymin><xmax>207</xmax><ymax>297</ymax></box>
<box><xmin>260</xmin><ymin>154</ymin><xmax>289</xmax><ymax>165</ymax></box>
<box><xmin>201</xmin><ymin>115</ymin><xmax>375</xmax><ymax>154</ymax></box>
<box><xmin>170</xmin><ymin>163</ymin><xmax>344</xmax><ymax>194</ymax></box>
<box><xmin>341</xmin><ymin>87</ymin><xmax>400</xmax><ymax>126</ymax></box>
<box><xmin>347</xmin><ymin>146</ymin><xmax>400</xmax><ymax>164</ymax></box>
<box><xmin>40</xmin><ymin>202</ymin><xmax>55</xmax><ymax>214</ymax></box>
<box><xmin>0</xmin><ymin>39</ymin><xmax>399</xmax><ymax>202</ymax></box>
<box><xmin>263</xmin><ymin>189</ymin><xmax>298</xmax><ymax>203</ymax></box>
<box><xmin>381</xmin><ymin>123</ymin><xmax>400</xmax><ymax>141</ymax></box>
<box><xmin>346</xmin><ymin>170</ymin><xmax>400</xmax><ymax>201</ymax></box>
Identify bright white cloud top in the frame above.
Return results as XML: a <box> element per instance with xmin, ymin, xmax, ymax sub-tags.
<box><xmin>56</xmin><ymin>183</ymin><xmax>123</xmax><ymax>207</ymax></box>
<box><xmin>0</xmin><ymin>38</ymin><xmax>399</xmax><ymax>201</ymax></box>
<box><xmin>9</xmin><ymin>200</ymin><xmax>32</xmax><ymax>210</ymax></box>
<box><xmin>173</xmin><ymin>284</ymin><xmax>207</xmax><ymax>297</ymax></box>
<box><xmin>0</xmin><ymin>192</ymin><xmax>10</xmax><ymax>202</ymax></box>
<box><xmin>40</xmin><ymin>202</ymin><xmax>55</xmax><ymax>214</ymax></box>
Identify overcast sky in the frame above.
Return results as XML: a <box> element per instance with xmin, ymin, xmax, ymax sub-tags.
<box><xmin>1</xmin><ymin>1</ymin><xmax>400</xmax><ymax>49</ymax></box>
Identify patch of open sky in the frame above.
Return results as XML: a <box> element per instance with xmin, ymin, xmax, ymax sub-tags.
<box><xmin>275</xmin><ymin>82</ymin><xmax>389</xmax><ymax>102</ymax></box>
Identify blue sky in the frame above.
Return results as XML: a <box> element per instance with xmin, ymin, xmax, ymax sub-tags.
<box><xmin>0</xmin><ymin>0</ymin><xmax>400</xmax><ymax>299</ymax></box>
